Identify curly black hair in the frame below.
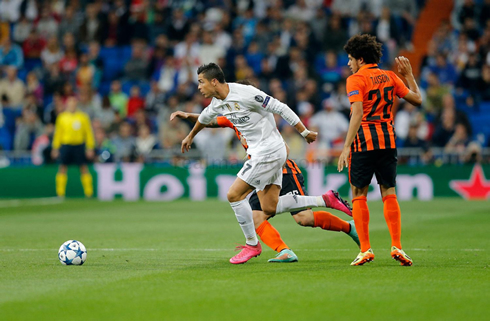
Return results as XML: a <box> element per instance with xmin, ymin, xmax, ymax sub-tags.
<box><xmin>343</xmin><ymin>34</ymin><xmax>383</xmax><ymax>64</ymax></box>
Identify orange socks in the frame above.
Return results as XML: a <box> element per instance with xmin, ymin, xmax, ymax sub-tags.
<box><xmin>352</xmin><ymin>196</ymin><xmax>371</xmax><ymax>252</ymax></box>
<box><xmin>383</xmin><ymin>195</ymin><xmax>402</xmax><ymax>249</ymax></box>
<box><xmin>313</xmin><ymin>211</ymin><xmax>351</xmax><ymax>233</ymax></box>
<box><xmin>256</xmin><ymin>221</ymin><xmax>288</xmax><ymax>252</ymax></box>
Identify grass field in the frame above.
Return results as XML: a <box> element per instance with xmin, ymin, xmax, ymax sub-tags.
<box><xmin>0</xmin><ymin>198</ymin><xmax>489</xmax><ymax>320</ymax></box>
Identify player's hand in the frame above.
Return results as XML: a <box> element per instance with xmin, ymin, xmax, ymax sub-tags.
<box><xmin>51</xmin><ymin>149</ymin><xmax>59</xmax><ymax>159</ymax></box>
<box><xmin>86</xmin><ymin>149</ymin><xmax>95</xmax><ymax>160</ymax></box>
<box><xmin>181</xmin><ymin>135</ymin><xmax>193</xmax><ymax>153</ymax></box>
<box><xmin>305</xmin><ymin>131</ymin><xmax>318</xmax><ymax>144</ymax></box>
<box><xmin>337</xmin><ymin>146</ymin><xmax>350</xmax><ymax>172</ymax></box>
<box><xmin>170</xmin><ymin>111</ymin><xmax>188</xmax><ymax>121</ymax></box>
<box><xmin>396</xmin><ymin>56</ymin><xmax>413</xmax><ymax>78</ymax></box>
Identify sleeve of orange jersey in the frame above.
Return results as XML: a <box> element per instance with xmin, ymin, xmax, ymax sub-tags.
<box><xmin>392</xmin><ymin>73</ymin><xmax>410</xmax><ymax>99</ymax></box>
<box><xmin>216</xmin><ymin>116</ymin><xmax>234</xmax><ymax>128</ymax></box>
<box><xmin>346</xmin><ymin>75</ymin><xmax>366</xmax><ymax>104</ymax></box>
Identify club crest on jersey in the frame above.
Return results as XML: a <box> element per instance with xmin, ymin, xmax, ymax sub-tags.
<box><xmin>234</xmin><ymin>103</ymin><xmax>240</xmax><ymax>110</ymax></box>
<box><xmin>255</xmin><ymin>95</ymin><xmax>264</xmax><ymax>103</ymax></box>
<box><xmin>262</xmin><ymin>96</ymin><xmax>271</xmax><ymax>108</ymax></box>
<box><xmin>348</xmin><ymin>90</ymin><xmax>359</xmax><ymax>97</ymax></box>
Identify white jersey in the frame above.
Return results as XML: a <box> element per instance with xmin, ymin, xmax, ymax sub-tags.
<box><xmin>198</xmin><ymin>83</ymin><xmax>300</xmax><ymax>156</ymax></box>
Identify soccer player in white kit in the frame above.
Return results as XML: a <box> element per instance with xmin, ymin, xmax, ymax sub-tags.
<box><xmin>182</xmin><ymin>63</ymin><xmax>332</xmax><ymax>264</ymax></box>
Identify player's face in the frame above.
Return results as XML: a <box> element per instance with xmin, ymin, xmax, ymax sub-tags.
<box><xmin>197</xmin><ymin>74</ymin><xmax>214</xmax><ymax>98</ymax></box>
<box><xmin>347</xmin><ymin>55</ymin><xmax>361</xmax><ymax>74</ymax></box>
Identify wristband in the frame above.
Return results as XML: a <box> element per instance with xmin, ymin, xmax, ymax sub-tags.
<box><xmin>300</xmin><ymin>129</ymin><xmax>310</xmax><ymax>138</ymax></box>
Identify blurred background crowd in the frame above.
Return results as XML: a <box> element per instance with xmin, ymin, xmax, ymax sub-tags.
<box><xmin>0</xmin><ymin>0</ymin><xmax>489</xmax><ymax>166</ymax></box>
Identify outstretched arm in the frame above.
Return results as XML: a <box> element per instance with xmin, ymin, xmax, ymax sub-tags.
<box><xmin>181</xmin><ymin>121</ymin><xmax>206</xmax><ymax>153</ymax></box>
<box><xmin>170</xmin><ymin>111</ymin><xmax>219</xmax><ymax>127</ymax></box>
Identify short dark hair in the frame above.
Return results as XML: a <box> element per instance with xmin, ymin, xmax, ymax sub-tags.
<box><xmin>197</xmin><ymin>63</ymin><xmax>226</xmax><ymax>83</ymax></box>
<box><xmin>343</xmin><ymin>34</ymin><xmax>383</xmax><ymax>64</ymax></box>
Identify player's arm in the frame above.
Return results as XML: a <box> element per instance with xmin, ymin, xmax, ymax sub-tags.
<box><xmin>51</xmin><ymin>116</ymin><xmax>62</xmax><ymax>159</ymax></box>
<box><xmin>181</xmin><ymin>103</ymin><xmax>219</xmax><ymax>153</ymax></box>
<box><xmin>396</xmin><ymin>56</ymin><xmax>422</xmax><ymax>106</ymax></box>
<box><xmin>170</xmin><ymin>111</ymin><xmax>219</xmax><ymax>128</ymax></box>
<box><xmin>338</xmin><ymin>101</ymin><xmax>363</xmax><ymax>171</ymax></box>
<box><xmin>261</xmin><ymin>97</ymin><xmax>317</xmax><ymax>143</ymax></box>
<box><xmin>83</xmin><ymin>114</ymin><xmax>95</xmax><ymax>159</ymax></box>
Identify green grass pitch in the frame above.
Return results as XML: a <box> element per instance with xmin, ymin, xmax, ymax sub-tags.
<box><xmin>0</xmin><ymin>198</ymin><xmax>488</xmax><ymax>320</ymax></box>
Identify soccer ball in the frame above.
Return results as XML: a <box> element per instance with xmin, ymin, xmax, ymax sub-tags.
<box><xmin>58</xmin><ymin>240</ymin><xmax>87</xmax><ymax>265</ymax></box>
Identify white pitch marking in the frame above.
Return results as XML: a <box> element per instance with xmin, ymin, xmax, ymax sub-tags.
<box><xmin>0</xmin><ymin>197</ymin><xmax>63</xmax><ymax>208</ymax></box>
<box><xmin>0</xmin><ymin>248</ymin><xmax>485</xmax><ymax>252</ymax></box>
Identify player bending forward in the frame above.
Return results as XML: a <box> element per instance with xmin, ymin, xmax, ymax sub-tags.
<box><xmin>182</xmin><ymin>63</ymin><xmax>346</xmax><ymax>264</ymax></box>
<box><xmin>338</xmin><ymin>35</ymin><xmax>423</xmax><ymax>266</ymax></box>
<box><xmin>172</xmin><ymin>108</ymin><xmax>358</xmax><ymax>263</ymax></box>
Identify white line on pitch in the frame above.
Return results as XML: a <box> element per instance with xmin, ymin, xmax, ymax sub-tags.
<box><xmin>0</xmin><ymin>197</ymin><xmax>63</xmax><ymax>208</ymax></box>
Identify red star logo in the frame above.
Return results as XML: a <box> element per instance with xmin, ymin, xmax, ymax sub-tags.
<box><xmin>450</xmin><ymin>164</ymin><xmax>490</xmax><ymax>200</ymax></box>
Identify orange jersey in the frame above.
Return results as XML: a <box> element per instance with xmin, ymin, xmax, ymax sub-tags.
<box><xmin>346</xmin><ymin>64</ymin><xmax>409</xmax><ymax>152</ymax></box>
<box><xmin>216</xmin><ymin>116</ymin><xmax>300</xmax><ymax>174</ymax></box>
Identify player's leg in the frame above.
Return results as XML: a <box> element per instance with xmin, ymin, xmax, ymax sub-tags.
<box><xmin>227</xmin><ymin>176</ymin><xmax>261</xmax><ymax>264</ymax></box>
<box><xmin>275</xmin><ymin>191</ymin><xmax>352</xmax><ymax>216</ymax></box>
<box><xmin>349</xmin><ymin>151</ymin><xmax>375</xmax><ymax>266</ymax></box>
<box><xmin>79</xmin><ymin>164</ymin><xmax>93</xmax><ymax>198</ymax></box>
<box><xmin>293</xmin><ymin>210</ymin><xmax>359</xmax><ymax>247</ymax></box>
<box><xmin>376</xmin><ymin>149</ymin><xmax>412</xmax><ymax>266</ymax></box>
<box><xmin>249</xmin><ymin>191</ymin><xmax>290</xmax><ymax>253</ymax></box>
<box><xmin>77</xmin><ymin>145</ymin><xmax>93</xmax><ymax>198</ymax></box>
<box><xmin>56</xmin><ymin>145</ymin><xmax>69</xmax><ymax>197</ymax></box>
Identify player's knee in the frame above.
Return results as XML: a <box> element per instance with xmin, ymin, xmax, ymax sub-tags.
<box><xmin>227</xmin><ymin>190</ymin><xmax>239</xmax><ymax>203</ymax></box>
<box><xmin>262</xmin><ymin>204</ymin><xmax>276</xmax><ymax>217</ymax></box>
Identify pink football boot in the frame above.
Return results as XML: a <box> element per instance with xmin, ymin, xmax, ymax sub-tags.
<box><xmin>322</xmin><ymin>190</ymin><xmax>352</xmax><ymax>216</ymax></box>
<box><xmin>229</xmin><ymin>243</ymin><xmax>262</xmax><ymax>264</ymax></box>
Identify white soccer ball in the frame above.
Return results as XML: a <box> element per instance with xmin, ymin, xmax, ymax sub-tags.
<box><xmin>58</xmin><ymin>240</ymin><xmax>87</xmax><ymax>265</ymax></box>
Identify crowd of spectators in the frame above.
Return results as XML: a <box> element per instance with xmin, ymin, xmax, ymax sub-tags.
<box><xmin>0</xmin><ymin>0</ymin><xmax>488</xmax><ymax>166</ymax></box>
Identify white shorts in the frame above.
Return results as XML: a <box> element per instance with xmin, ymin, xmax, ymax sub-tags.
<box><xmin>237</xmin><ymin>145</ymin><xmax>287</xmax><ymax>191</ymax></box>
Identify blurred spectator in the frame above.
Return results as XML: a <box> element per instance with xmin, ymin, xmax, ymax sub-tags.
<box><xmin>79</xmin><ymin>4</ymin><xmax>103</xmax><ymax>44</ymax></box>
<box><xmin>108</xmin><ymin>80</ymin><xmax>128</xmax><ymax>118</ymax></box>
<box><xmin>36</xmin><ymin>7</ymin><xmax>59</xmax><ymax>40</ymax></box>
<box><xmin>31</xmin><ymin>123</ymin><xmax>55</xmax><ymax>165</ymax></box>
<box><xmin>194</xmin><ymin>127</ymin><xmax>230</xmax><ymax>164</ymax></box>
<box><xmin>14</xmin><ymin>108</ymin><xmax>44</xmax><ymax>150</ymax></box>
<box><xmin>0</xmin><ymin>66</ymin><xmax>25</xmax><ymax>108</ymax></box>
<box><xmin>59</xmin><ymin>48</ymin><xmax>78</xmax><ymax>79</ymax></box>
<box><xmin>128</xmin><ymin>10</ymin><xmax>149</xmax><ymax>43</ymax></box>
<box><xmin>78</xmin><ymin>88</ymin><xmax>98</xmax><ymax>119</ymax></box>
<box><xmin>45</xmin><ymin>92</ymin><xmax>65</xmax><ymax>124</ymax></box>
<box><xmin>0</xmin><ymin>37</ymin><xmax>24</xmax><ymax>69</ymax></box>
<box><xmin>166</xmin><ymin>9</ymin><xmax>190</xmax><ymax>43</ymax></box>
<box><xmin>127</xmin><ymin>85</ymin><xmax>145</xmax><ymax>118</ymax></box>
<box><xmin>319</xmin><ymin>51</ymin><xmax>342</xmax><ymax>87</ymax></box>
<box><xmin>282</xmin><ymin>124</ymin><xmax>306</xmax><ymax>161</ymax></box>
<box><xmin>22</xmin><ymin>29</ymin><xmax>46</xmax><ymax>59</ymax></box>
<box><xmin>112</xmin><ymin>121</ymin><xmax>136</xmax><ymax>162</ymax></box>
<box><xmin>322</xmin><ymin>14</ymin><xmax>348</xmax><ymax>54</ymax></box>
<box><xmin>200</xmin><ymin>31</ymin><xmax>225</xmax><ymax>65</ymax></box>
<box><xmin>432</xmin><ymin>107</ymin><xmax>456</xmax><ymax>147</ymax></box>
<box><xmin>102</xmin><ymin>11</ymin><xmax>128</xmax><ymax>47</ymax></box>
<box><xmin>429</xmin><ymin>53</ymin><xmax>458</xmax><ymax>86</ymax></box>
<box><xmin>457</xmin><ymin>53</ymin><xmax>482</xmax><ymax>105</ymax></box>
<box><xmin>43</xmin><ymin>63</ymin><xmax>64</xmax><ymax>95</ymax></box>
<box><xmin>385</xmin><ymin>0</ymin><xmax>418</xmax><ymax>46</ymax></box>
<box><xmin>286</xmin><ymin>0</ymin><xmax>315</xmax><ymax>22</ymax></box>
<box><xmin>94</xmin><ymin>96</ymin><xmax>116</xmax><ymax>130</ymax></box>
<box><xmin>145</xmin><ymin>81</ymin><xmax>165</xmax><ymax>117</ymax></box>
<box><xmin>149</xmin><ymin>12</ymin><xmax>166</xmax><ymax>45</ymax></box>
<box><xmin>124</xmin><ymin>41</ymin><xmax>149</xmax><ymax>82</ymax></box>
<box><xmin>25</xmin><ymin>71</ymin><xmax>43</xmax><ymax>105</ymax></box>
<box><xmin>403</xmin><ymin>123</ymin><xmax>429</xmax><ymax>149</ymax></box>
<box><xmin>160</xmin><ymin>117</ymin><xmax>189</xmax><ymax>150</ymax></box>
<box><xmin>309</xmin><ymin>98</ymin><xmax>348</xmax><ymax>149</ymax></box>
<box><xmin>94</xmin><ymin>127</ymin><xmax>116</xmax><ymax>163</ymax></box>
<box><xmin>445</xmin><ymin>123</ymin><xmax>470</xmax><ymax>155</ymax></box>
<box><xmin>395</xmin><ymin>102</ymin><xmax>429</xmax><ymax>141</ymax></box>
<box><xmin>58</xmin><ymin>6</ymin><xmax>81</xmax><ymax>41</ymax></box>
<box><xmin>76</xmin><ymin>53</ymin><xmax>96</xmax><ymax>89</ymax></box>
<box><xmin>41</xmin><ymin>36</ymin><xmax>63</xmax><ymax>67</ymax></box>
<box><xmin>478</xmin><ymin>64</ymin><xmax>490</xmax><ymax>101</ymax></box>
<box><xmin>424</xmin><ymin>72</ymin><xmax>451</xmax><ymax>116</ymax></box>
<box><xmin>135</xmin><ymin>124</ymin><xmax>156</xmax><ymax>162</ymax></box>
<box><xmin>13</xmin><ymin>16</ymin><xmax>32</xmax><ymax>44</ymax></box>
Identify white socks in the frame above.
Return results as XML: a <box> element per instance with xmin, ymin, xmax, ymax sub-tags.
<box><xmin>230</xmin><ymin>199</ymin><xmax>258</xmax><ymax>246</ymax></box>
<box><xmin>275</xmin><ymin>195</ymin><xmax>324</xmax><ymax>214</ymax></box>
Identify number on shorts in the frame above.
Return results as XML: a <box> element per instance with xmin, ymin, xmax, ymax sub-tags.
<box><xmin>241</xmin><ymin>163</ymin><xmax>252</xmax><ymax>175</ymax></box>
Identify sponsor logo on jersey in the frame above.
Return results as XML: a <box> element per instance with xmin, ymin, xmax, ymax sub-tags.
<box><xmin>255</xmin><ymin>95</ymin><xmax>264</xmax><ymax>103</ymax></box>
<box><xmin>348</xmin><ymin>90</ymin><xmax>359</xmax><ymax>97</ymax></box>
<box><xmin>262</xmin><ymin>96</ymin><xmax>271</xmax><ymax>108</ymax></box>
<box><xmin>229</xmin><ymin>115</ymin><xmax>250</xmax><ymax>125</ymax></box>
